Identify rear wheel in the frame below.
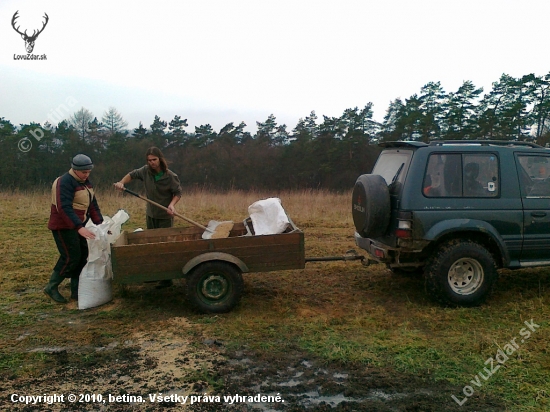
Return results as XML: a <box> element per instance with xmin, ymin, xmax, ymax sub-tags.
<box><xmin>424</xmin><ymin>240</ymin><xmax>497</xmax><ymax>307</ymax></box>
<box><xmin>186</xmin><ymin>262</ymin><xmax>244</xmax><ymax>313</ymax></box>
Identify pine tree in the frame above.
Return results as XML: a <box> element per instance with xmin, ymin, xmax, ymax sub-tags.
<box><xmin>443</xmin><ymin>80</ymin><xmax>483</xmax><ymax>139</ymax></box>
<box><xmin>168</xmin><ymin>115</ymin><xmax>188</xmax><ymax>147</ymax></box>
<box><xmin>150</xmin><ymin>115</ymin><xmax>167</xmax><ymax>148</ymax></box>
<box><xmin>133</xmin><ymin>122</ymin><xmax>148</xmax><ymax>140</ymax></box>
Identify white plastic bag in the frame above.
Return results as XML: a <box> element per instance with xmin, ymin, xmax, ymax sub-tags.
<box><xmin>248</xmin><ymin>198</ymin><xmax>290</xmax><ymax>235</ymax></box>
<box><xmin>79</xmin><ymin>210</ymin><xmax>129</xmax><ymax>309</ymax></box>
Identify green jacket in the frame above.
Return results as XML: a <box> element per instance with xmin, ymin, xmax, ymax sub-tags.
<box><xmin>129</xmin><ymin>165</ymin><xmax>182</xmax><ymax>219</ymax></box>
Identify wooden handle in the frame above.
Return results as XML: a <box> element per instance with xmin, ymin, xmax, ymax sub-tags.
<box><xmin>121</xmin><ymin>187</ymin><xmax>208</xmax><ymax>231</ymax></box>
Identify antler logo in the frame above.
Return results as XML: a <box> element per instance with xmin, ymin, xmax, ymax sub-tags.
<box><xmin>11</xmin><ymin>11</ymin><xmax>49</xmax><ymax>54</ymax></box>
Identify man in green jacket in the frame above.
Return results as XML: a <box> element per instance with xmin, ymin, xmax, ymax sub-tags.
<box><xmin>114</xmin><ymin>147</ymin><xmax>182</xmax><ymax>287</ymax></box>
<box><xmin>115</xmin><ymin>147</ymin><xmax>182</xmax><ymax>228</ymax></box>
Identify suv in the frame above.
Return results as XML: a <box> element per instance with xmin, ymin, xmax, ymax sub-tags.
<box><xmin>352</xmin><ymin>140</ymin><xmax>550</xmax><ymax>307</ymax></box>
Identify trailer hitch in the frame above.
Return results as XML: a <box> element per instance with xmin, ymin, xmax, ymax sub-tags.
<box><xmin>305</xmin><ymin>249</ymin><xmax>370</xmax><ymax>265</ymax></box>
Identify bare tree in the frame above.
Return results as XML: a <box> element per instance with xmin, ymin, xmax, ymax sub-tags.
<box><xmin>102</xmin><ymin>107</ymin><xmax>128</xmax><ymax>135</ymax></box>
<box><xmin>68</xmin><ymin>107</ymin><xmax>94</xmax><ymax>140</ymax></box>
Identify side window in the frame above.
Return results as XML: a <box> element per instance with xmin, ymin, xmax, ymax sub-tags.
<box><xmin>463</xmin><ymin>154</ymin><xmax>499</xmax><ymax>197</ymax></box>
<box><xmin>517</xmin><ymin>155</ymin><xmax>550</xmax><ymax>197</ymax></box>
<box><xmin>423</xmin><ymin>154</ymin><xmax>461</xmax><ymax>197</ymax></box>
<box><xmin>424</xmin><ymin>153</ymin><xmax>498</xmax><ymax>198</ymax></box>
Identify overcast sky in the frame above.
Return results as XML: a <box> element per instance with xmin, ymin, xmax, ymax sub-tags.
<box><xmin>1</xmin><ymin>0</ymin><xmax>549</xmax><ymax>134</ymax></box>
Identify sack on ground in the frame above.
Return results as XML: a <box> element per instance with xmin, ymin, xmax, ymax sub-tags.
<box><xmin>79</xmin><ymin>210</ymin><xmax>129</xmax><ymax>309</ymax></box>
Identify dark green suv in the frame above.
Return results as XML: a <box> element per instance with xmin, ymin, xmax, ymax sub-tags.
<box><xmin>352</xmin><ymin>140</ymin><xmax>550</xmax><ymax>306</ymax></box>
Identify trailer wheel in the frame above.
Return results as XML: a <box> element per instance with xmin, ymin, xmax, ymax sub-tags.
<box><xmin>186</xmin><ymin>261</ymin><xmax>244</xmax><ymax>313</ymax></box>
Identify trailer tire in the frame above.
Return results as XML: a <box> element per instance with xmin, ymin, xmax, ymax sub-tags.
<box><xmin>352</xmin><ymin>174</ymin><xmax>390</xmax><ymax>238</ymax></box>
<box><xmin>186</xmin><ymin>261</ymin><xmax>244</xmax><ymax>314</ymax></box>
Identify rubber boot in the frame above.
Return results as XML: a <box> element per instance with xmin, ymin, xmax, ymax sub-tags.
<box><xmin>70</xmin><ymin>277</ymin><xmax>79</xmax><ymax>301</ymax></box>
<box><xmin>44</xmin><ymin>271</ymin><xmax>68</xmax><ymax>304</ymax></box>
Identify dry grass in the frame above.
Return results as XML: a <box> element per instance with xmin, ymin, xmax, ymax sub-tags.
<box><xmin>100</xmin><ymin>187</ymin><xmax>352</xmax><ymax>228</ymax></box>
<box><xmin>0</xmin><ymin>189</ymin><xmax>549</xmax><ymax>411</ymax></box>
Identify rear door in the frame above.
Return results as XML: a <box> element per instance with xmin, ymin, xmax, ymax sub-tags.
<box><xmin>371</xmin><ymin>148</ymin><xmax>413</xmax><ymax>245</ymax></box>
<box><xmin>516</xmin><ymin>153</ymin><xmax>550</xmax><ymax>262</ymax></box>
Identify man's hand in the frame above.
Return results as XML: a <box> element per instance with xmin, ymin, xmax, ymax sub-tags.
<box><xmin>114</xmin><ymin>182</ymin><xmax>125</xmax><ymax>191</ymax></box>
<box><xmin>167</xmin><ymin>204</ymin><xmax>176</xmax><ymax>215</ymax></box>
<box><xmin>78</xmin><ymin>227</ymin><xmax>96</xmax><ymax>240</ymax></box>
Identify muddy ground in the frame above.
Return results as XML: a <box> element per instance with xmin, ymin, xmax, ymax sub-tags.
<box><xmin>3</xmin><ymin>304</ymin><xmax>505</xmax><ymax>412</ymax></box>
<box><xmin>3</xmin><ymin>193</ymin><xmax>546</xmax><ymax>411</ymax></box>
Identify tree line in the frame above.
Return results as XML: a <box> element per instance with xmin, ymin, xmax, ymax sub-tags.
<box><xmin>1</xmin><ymin>72</ymin><xmax>549</xmax><ymax>191</ymax></box>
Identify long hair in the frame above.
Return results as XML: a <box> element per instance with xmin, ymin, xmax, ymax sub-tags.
<box><xmin>146</xmin><ymin>147</ymin><xmax>168</xmax><ymax>172</ymax></box>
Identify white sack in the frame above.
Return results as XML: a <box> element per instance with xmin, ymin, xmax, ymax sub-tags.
<box><xmin>248</xmin><ymin>198</ymin><xmax>290</xmax><ymax>235</ymax></box>
<box><xmin>78</xmin><ymin>278</ymin><xmax>113</xmax><ymax>310</ymax></box>
<box><xmin>79</xmin><ymin>210</ymin><xmax>129</xmax><ymax>310</ymax></box>
<box><xmin>107</xmin><ymin>209</ymin><xmax>130</xmax><ymax>244</ymax></box>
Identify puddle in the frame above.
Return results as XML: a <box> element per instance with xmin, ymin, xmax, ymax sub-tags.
<box><xmin>299</xmin><ymin>391</ymin><xmax>359</xmax><ymax>407</ymax></box>
<box><xmin>28</xmin><ymin>346</ymin><xmax>67</xmax><ymax>353</ymax></box>
<box><xmin>368</xmin><ymin>389</ymin><xmax>406</xmax><ymax>401</ymax></box>
<box><xmin>16</xmin><ymin>332</ymin><xmax>32</xmax><ymax>341</ymax></box>
<box><xmin>229</xmin><ymin>357</ymin><xmax>252</xmax><ymax>365</ymax></box>
<box><xmin>95</xmin><ymin>341</ymin><xmax>119</xmax><ymax>352</ymax></box>
<box><xmin>277</xmin><ymin>379</ymin><xmax>301</xmax><ymax>387</ymax></box>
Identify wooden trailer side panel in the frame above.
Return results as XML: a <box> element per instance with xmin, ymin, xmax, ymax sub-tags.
<box><xmin>111</xmin><ymin>227</ymin><xmax>305</xmax><ymax>284</ymax></box>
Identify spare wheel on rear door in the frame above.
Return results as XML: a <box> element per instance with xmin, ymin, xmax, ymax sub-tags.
<box><xmin>352</xmin><ymin>174</ymin><xmax>390</xmax><ymax>238</ymax></box>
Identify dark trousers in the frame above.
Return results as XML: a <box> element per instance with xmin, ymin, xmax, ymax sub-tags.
<box><xmin>52</xmin><ymin>229</ymin><xmax>88</xmax><ymax>279</ymax></box>
<box><xmin>146</xmin><ymin>216</ymin><xmax>173</xmax><ymax>229</ymax></box>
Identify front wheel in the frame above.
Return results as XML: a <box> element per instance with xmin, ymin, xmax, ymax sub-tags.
<box><xmin>424</xmin><ymin>240</ymin><xmax>497</xmax><ymax>307</ymax></box>
<box><xmin>186</xmin><ymin>262</ymin><xmax>244</xmax><ymax>314</ymax></box>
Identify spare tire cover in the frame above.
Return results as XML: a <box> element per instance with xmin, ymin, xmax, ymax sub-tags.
<box><xmin>352</xmin><ymin>174</ymin><xmax>390</xmax><ymax>238</ymax></box>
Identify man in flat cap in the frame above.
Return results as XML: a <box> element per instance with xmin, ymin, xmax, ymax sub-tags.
<box><xmin>44</xmin><ymin>154</ymin><xmax>103</xmax><ymax>303</ymax></box>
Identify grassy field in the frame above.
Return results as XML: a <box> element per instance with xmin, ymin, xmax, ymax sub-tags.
<box><xmin>0</xmin><ymin>189</ymin><xmax>548</xmax><ymax>411</ymax></box>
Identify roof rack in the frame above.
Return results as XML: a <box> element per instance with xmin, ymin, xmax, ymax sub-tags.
<box><xmin>428</xmin><ymin>140</ymin><xmax>543</xmax><ymax>148</ymax></box>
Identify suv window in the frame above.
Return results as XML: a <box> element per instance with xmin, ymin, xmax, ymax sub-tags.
<box><xmin>423</xmin><ymin>153</ymin><xmax>499</xmax><ymax>198</ymax></box>
<box><xmin>372</xmin><ymin>150</ymin><xmax>411</xmax><ymax>186</ymax></box>
<box><xmin>517</xmin><ymin>154</ymin><xmax>550</xmax><ymax>197</ymax></box>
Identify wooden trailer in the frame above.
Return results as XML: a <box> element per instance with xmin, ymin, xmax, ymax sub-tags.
<box><xmin>111</xmin><ymin>219</ymin><xmax>305</xmax><ymax>313</ymax></box>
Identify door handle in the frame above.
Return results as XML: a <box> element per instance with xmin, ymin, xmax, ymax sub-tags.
<box><xmin>531</xmin><ymin>211</ymin><xmax>547</xmax><ymax>217</ymax></box>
